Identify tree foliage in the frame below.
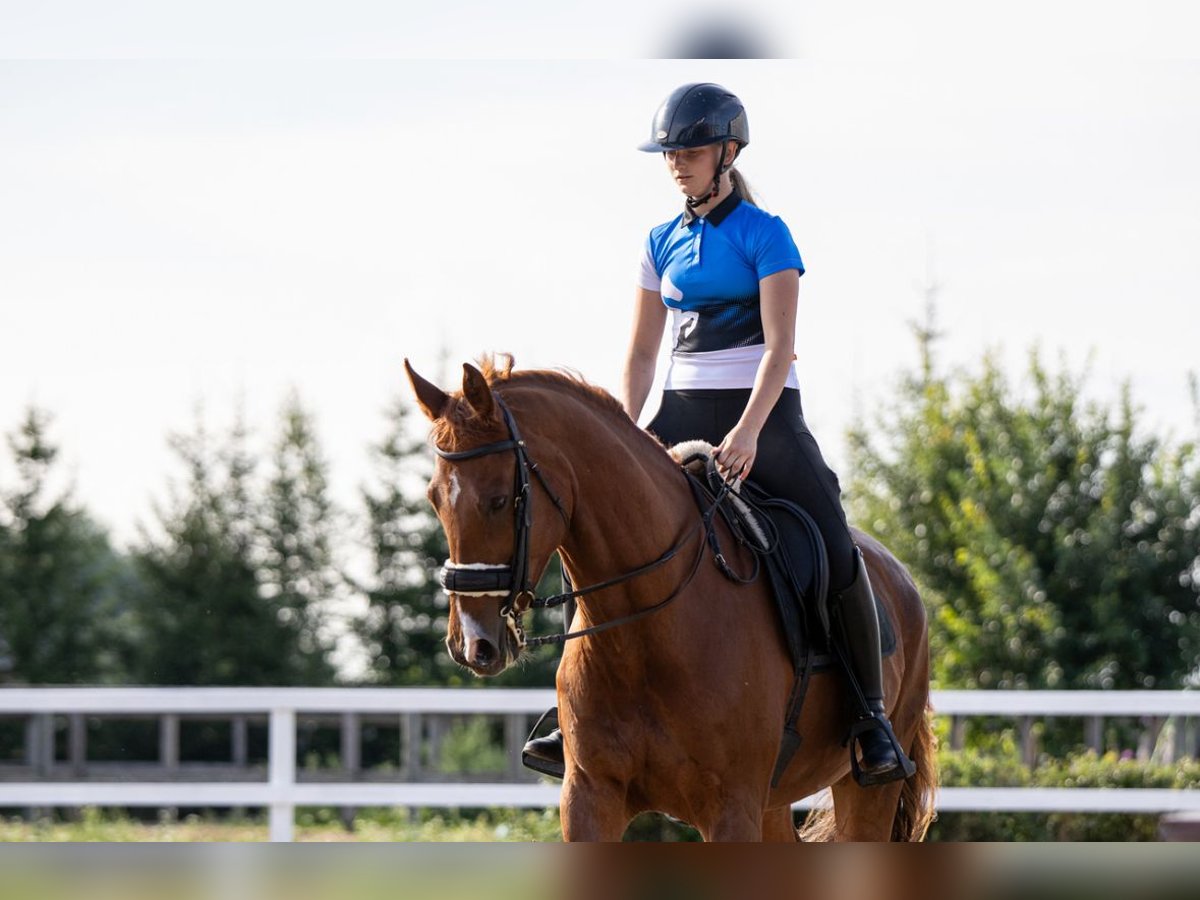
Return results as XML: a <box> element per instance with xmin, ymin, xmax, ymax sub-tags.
<box><xmin>0</xmin><ymin>408</ymin><xmax>132</xmax><ymax>684</ymax></box>
<box><xmin>847</xmin><ymin>330</ymin><xmax>1200</xmax><ymax>690</ymax></box>
<box><xmin>354</xmin><ymin>395</ymin><xmax>458</xmax><ymax>685</ymax></box>
<box><xmin>260</xmin><ymin>392</ymin><xmax>338</xmax><ymax>684</ymax></box>
<box><xmin>131</xmin><ymin>408</ymin><xmax>334</xmax><ymax>685</ymax></box>
<box><xmin>0</xmin><ymin>388</ymin><xmax>573</xmax><ymax>688</ymax></box>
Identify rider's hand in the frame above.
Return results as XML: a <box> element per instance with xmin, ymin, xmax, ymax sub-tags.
<box><xmin>714</xmin><ymin>424</ymin><xmax>759</xmax><ymax>482</ymax></box>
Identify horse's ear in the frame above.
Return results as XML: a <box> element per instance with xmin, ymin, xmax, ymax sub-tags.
<box><xmin>461</xmin><ymin>363</ymin><xmax>496</xmax><ymax>420</ymax></box>
<box><xmin>404</xmin><ymin>358</ymin><xmax>451</xmax><ymax>421</ymax></box>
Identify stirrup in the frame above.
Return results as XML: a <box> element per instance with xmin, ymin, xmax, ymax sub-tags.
<box><xmin>846</xmin><ymin>715</ymin><xmax>917</xmax><ymax>788</ymax></box>
<box><xmin>521</xmin><ymin>707</ymin><xmax>565</xmax><ymax>779</ymax></box>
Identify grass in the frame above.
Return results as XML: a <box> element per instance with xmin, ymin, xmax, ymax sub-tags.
<box><xmin>0</xmin><ymin>806</ymin><xmax>565</xmax><ymax>842</ymax></box>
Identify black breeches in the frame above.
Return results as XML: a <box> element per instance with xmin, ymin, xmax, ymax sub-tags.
<box><xmin>647</xmin><ymin>388</ymin><xmax>858</xmax><ymax>591</ymax></box>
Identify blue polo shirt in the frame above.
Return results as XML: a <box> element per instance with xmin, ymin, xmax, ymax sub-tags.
<box><xmin>636</xmin><ymin>191</ymin><xmax>805</xmax><ymax>389</ymax></box>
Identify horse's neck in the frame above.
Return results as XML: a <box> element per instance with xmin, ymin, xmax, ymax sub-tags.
<box><xmin>538</xmin><ymin>396</ymin><xmax>697</xmax><ymax>621</ymax></box>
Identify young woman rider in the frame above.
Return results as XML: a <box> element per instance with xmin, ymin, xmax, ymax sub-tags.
<box><xmin>523</xmin><ymin>83</ymin><xmax>915</xmax><ymax>787</ymax></box>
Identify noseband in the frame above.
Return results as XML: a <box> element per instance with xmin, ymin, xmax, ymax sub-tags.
<box><xmin>435</xmin><ymin>394</ymin><xmax>737</xmax><ymax>650</ymax></box>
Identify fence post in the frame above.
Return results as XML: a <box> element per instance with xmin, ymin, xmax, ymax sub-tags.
<box><xmin>505</xmin><ymin>714</ymin><xmax>527</xmax><ymax>781</ymax></box>
<box><xmin>23</xmin><ymin>714</ymin><xmax>49</xmax><ymax>822</ymax></box>
<box><xmin>402</xmin><ymin>713</ymin><xmax>422</xmax><ymax>781</ymax></box>
<box><xmin>339</xmin><ymin>712</ymin><xmax>361</xmax><ymax>830</ymax></box>
<box><xmin>231</xmin><ymin>715</ymin><xmax>249</xmax><ymax>767</ymax></box>
<box><xmin>1019</xmin><ymin>716</ymin><xmax>1037</xmax><ymax>768</ymax></box>
<box><xmin>229</xmin><ymin>714</ymin><xmax>249</xmax><ymax>820</ymax></box>
<box><xmin>68</xmin><ymin>714</ymin><xmax>87</xmax><ymax>778</ymax></box>
<box><xmin>1137</xmin><ymin>716</ymin><xmax>1164</xmax><ymax>761</ymax></box>
<box><xmin>950</xmin><ymin>716</ymin><xmax>966</xmax><ymax>751</ymax></box>
<box><xmin>428</xmin><ymin>715</ymin><xmax>446</xmax><ymax>777</ymax></box>
<box><xmin>269</xmin><ymin>708</ymin><xmax>296</xmax><ymax>842</ymax></box>
<box><xmin>1176</xmin><ymin>720</ymin><xmax>1195</xmax><ymax>763</ymax></box>
<box><xmin>160</xmin><ymin>714</ymin><xmax>180</xmax><ymax>772</ymax></box>
<box><xmin>24</xmin><ymin>715</ymin><xmax>44</xmax><ymax>776</ymax></box>
<box><xmin>36</xmin><ymin>713</ymin><xmax>55</xmax><ymax>774</ymax></box>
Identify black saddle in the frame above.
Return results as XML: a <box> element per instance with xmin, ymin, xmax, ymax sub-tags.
<box><xmin>684</xmin><ymin>454</ymin><xmax>895</xmax><ymax>785</ymax></box>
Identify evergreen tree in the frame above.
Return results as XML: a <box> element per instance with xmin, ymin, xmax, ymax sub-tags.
<box><xmin>132</xmin><ymin>411</ymin><xmax>286</xmax><ymax>685</ymax></box>
<box><xmin>847</xmin><ymin>328</ymin><xmax>1200</xmax><ymax>690</ymax></box>
<box><xmin>356</xmin><ymin>395</ymin><xmax>458</xmax><ymax>685</ymax></box>
<box><xmin>259</xmin><ymin>392</ymin><xmax>337</xmax><ymax>685</ymax></box>
<box><xmin>0</xmin><ymin>408</ymin><xmax>132</xmax><ymax>684</ymax></box>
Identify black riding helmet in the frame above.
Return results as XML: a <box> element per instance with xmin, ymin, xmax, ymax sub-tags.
<box><xmin>638</xmin><ymin>83</ymin><xmax>749</xmax><ymax>206</ymax></box>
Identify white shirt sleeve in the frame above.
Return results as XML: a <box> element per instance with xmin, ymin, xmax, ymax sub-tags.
<box><xmin>636</xmin><ymin>240</ymin><xmax>661</xmax><ymax>292</ymax></box>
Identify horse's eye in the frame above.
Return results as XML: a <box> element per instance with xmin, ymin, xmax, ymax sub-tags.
<box><xmin>490</xmin><ymin>495</ymin><xmax>508</xmax><ymax>512</ymax></box>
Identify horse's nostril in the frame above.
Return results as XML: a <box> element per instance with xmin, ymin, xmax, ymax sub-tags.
<box><xmin>471</xmin><ymin>640</ymin><xmax>497</xmax><ymax>667</ymax></box>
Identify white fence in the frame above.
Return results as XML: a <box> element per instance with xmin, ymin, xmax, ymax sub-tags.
<box><xmin>1</xmin><ymin>687</ymin><xmax>1198</xmax><ymax>841</ymax></box>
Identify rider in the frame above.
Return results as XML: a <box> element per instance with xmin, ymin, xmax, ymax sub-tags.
<box><xmin>523</xmin><ymin>82</ymin><xmax>916</xmax><ymax>786</ymax></box>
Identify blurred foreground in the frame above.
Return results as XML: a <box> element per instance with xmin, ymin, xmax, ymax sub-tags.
<box><xmin>1</xmin><ymin>842</ymin><xmax>1199</xmax><ymax>900</ymax></box>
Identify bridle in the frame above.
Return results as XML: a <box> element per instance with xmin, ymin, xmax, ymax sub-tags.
<box><xmin>435</xmin><ymin>396</ymin><xmax>569</xmax><ymax>650</ymax></box>
<box><xmin>434</xmin><ymin>395</ymin><xmax>732</xmax><ymax>650</ymax></box>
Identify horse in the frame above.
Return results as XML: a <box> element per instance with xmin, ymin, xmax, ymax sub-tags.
<box><xmin>405</xmin><ymin>355</ymin><xmax>937</xmax><ymax>841</ymax></box>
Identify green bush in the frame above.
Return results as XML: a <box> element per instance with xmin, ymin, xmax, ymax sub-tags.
<box><xmin>932</xmin><ymin>743</ymin><xmax>1200</xmax><ymax>841</ymax></box>
<box><xmin>438</xmin><ymin>716</ymin><xmax>508</xmax><ymax>775</ymax></box>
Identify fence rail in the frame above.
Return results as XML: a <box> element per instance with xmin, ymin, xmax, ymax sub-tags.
<box><xmin>1</xmin><ymin>687</ymin><xmax>1197</xmax><ymax>841</ymax></box>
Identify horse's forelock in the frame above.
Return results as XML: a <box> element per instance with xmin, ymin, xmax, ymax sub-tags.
<box><xmin>430</xmin><ymin>395</ymin><xmax>504</xmax><ymax>452</ymax></box>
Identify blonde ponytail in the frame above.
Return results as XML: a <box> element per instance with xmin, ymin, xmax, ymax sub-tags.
<box><xmin>729</xmin><ymin>168</ymin><xmax>758</xmax><ymax>208</ymax></box>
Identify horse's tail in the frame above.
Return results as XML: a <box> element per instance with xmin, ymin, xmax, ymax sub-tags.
<box><xmin>890</xmin><ymin>703</ymin><xmax>939</xmax><ymax>842</ymax></box>
<box><xmin>796</xmin><ymin>796</ymin><xmax>837</xmax><ymax>842</ymax></box>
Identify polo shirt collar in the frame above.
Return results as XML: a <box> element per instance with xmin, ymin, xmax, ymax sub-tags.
<box><xmin>681</xmin><ymin>188</ymin><xmax>742</xmax><ymax>227</ymax></box>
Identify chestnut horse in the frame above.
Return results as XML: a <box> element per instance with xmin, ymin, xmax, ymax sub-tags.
<box><xmin>406</xmin><ymin>356</ymin><xmax>936</xmax><ymax>841</ymax></box>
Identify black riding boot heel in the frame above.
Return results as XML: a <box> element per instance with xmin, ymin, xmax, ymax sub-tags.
<box><xmin>521</xmin><ymin>591</ymin><xmax>573</xmax><ymax>780</ymax></box>
<box><xmin>837</xmin><ymin>550</ymin><xmax>917</xmax><ymax>787</ymax></box>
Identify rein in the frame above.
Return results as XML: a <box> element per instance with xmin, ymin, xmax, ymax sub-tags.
<box><xmin>434</xmin><ymin>396</ymin><xmax>742</xmax><ymax>649</ymax></box>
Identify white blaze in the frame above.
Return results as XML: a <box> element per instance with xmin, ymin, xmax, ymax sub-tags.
<box><xmin>459</xmin><ymin>604</ymin><xmax>495</xmax><ymax>651</ymax></box>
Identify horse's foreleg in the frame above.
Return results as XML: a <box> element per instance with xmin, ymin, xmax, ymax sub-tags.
<box><xmin>560</xmin><ymin>773</ymin><xmax>628</xmax><ymax>842</ymax></box>
<box><xmin>828</xmin><ymin>772</ymin><xmax>906</xmax><ymax>841</ymax></box>
<box><xmin>761</xmin><ymin>804</ymin><xmax>800</xmax><ymax>842</ymax></box>
<box><xmin>703</xmin><ymin>799</ymin><xmax>764</xmax><ymax>841</ymax></box>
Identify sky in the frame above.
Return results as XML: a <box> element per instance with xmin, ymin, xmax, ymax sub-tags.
<box><xmin>2</xmin><ymin>4</ymin><xmax>1199</xmax><ymax>551</ymax></box>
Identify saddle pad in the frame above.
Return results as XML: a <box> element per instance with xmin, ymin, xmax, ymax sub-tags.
<box><xmin>750</xmin><ymin>492</ymin><xmax>897</xmax><ymax>671</ymax></box>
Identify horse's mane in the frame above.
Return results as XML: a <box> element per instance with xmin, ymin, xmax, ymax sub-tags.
<box><xmin>430</xmin><ymin>353</ymin><xmax>667</xmax><ymax>458</ymax></box>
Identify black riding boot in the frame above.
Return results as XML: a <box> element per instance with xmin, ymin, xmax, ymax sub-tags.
<box><xmin>521</xmin><ymin>592</ymin><xmax>573</xmax><ymax>779</ymax></box>
<box><xmin>836</xmin><ymin>550</ymin><xmax>918</xmax><ymax>787</ymax></box>
<box><xmin>521</xmin><ymin>707</ymin><xmax>565</xmax><ymax>778</ymax></box>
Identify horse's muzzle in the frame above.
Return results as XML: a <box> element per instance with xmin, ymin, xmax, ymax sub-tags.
<box><xmin>451</xmin><ymin>597</ymin><xmax>520</xmax><ymax>677</ymax></box>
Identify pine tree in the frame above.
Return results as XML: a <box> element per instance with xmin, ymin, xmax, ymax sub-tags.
<box><xmin>0</xmin><ymin>408</ymin><xmax>131</xmax><ymax>684</ymax></box>
<box><xmin>132</xmin><ymin>411</ymin><xmax>285</xmax><ymax>685</ymax></box>
<box><xmin>260</xmin><ymin>391</ymin><xmax>337</xmax><ymax>685</ymax></box>
<box><xmin>356</xmin><ymin>395</ymin><xmax>458</xmax><ymax>685</ymax></box>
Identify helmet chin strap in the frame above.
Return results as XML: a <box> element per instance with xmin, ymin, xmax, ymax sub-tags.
<box><xmin>685</xmin><ymin>141</ymin><xmax>733</xmax><ymax>209</ymax></box>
